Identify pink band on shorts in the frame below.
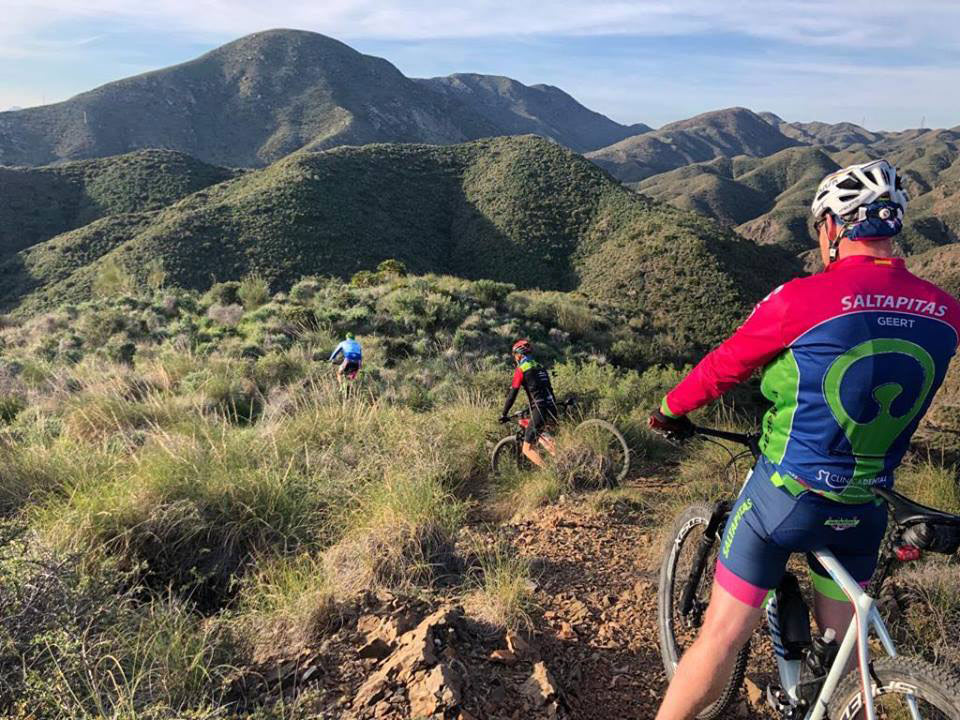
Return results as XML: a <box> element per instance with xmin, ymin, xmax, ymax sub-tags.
<box><xmin>715</xmin><ymin>560</ymin><xmax>769</xmax><ymax>608</ymax></box>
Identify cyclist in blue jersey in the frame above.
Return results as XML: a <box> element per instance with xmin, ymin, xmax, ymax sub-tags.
<box><xmin>329</xmin><ymin>332</ymin><xmax>362</xmax><ymax>383</ymax></box>
<box><xmin>648</xmin><ymin>160</ymin><xmax>960</xmax><ymax>720</ymax></box>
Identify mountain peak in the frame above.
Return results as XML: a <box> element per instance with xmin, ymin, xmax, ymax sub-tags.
<box><xmin>659</xmin><ymin>106</ymin><xmax>772</xmax><ymax>133</ymax></box>
<box><xmin>0</xmin><ymin>30</ymin><xmax>649</xmax><ymax>167</ymax></box>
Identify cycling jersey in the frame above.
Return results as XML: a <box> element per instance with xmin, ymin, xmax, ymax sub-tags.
<box><xmin>663</xmin><ymin>256</ymin><xmax>960</xmax><ymax>503</ymax></box>
<box><xmin>663</xmin><ymin>255</ymin><xmax>960</xmax><ymax>604</ymax></box>
<box><xmin>502</xmin><ymin>355</ymin><xmax>557</xmax><ymax>422</ymax></box>
<box><xmin>329</xmin><ymin>339</ymin><xmax>362</xmax><ymax>364</ymax></box>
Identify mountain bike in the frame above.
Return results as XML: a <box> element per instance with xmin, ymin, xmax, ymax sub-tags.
<box><xmin>490</xmin><ymin>397</ymin><xmax>630</xmax><ymax>486</ymax></box>
<box><xmin>657</xmin><ymin>425</ymin><xmax>960</xmax><ymax>719</ymax></box>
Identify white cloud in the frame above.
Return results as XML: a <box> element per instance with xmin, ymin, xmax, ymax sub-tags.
<box><xmin>0</xmin><ymin>0</ymin><xmax>958</xmax><ymax>49</ymax></box>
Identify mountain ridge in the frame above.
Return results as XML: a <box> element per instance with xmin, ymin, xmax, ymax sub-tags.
<box><xmin>0</xmin><ymin>29</ymin><xmax>646</xmax><ymax>168</ymax></box>
<box><xmin>0</xmin><ymin>135</ymin><xmax>800</xmax><ymax>358</ymax></box>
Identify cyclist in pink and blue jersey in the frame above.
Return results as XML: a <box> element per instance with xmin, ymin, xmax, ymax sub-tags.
<box><xmin>649</xmin><ymin>160</ymin><xmax>960</xmax><ymax>720</ymax></box>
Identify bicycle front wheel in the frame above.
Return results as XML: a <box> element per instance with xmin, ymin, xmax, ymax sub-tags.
<box><xmin>658</xmin><ymin>503</ymin><xmax>747</xmax><ymax>720</ymax></box>
<box><xmin>491</xmin><ymin>436</ymin><xmax>531</xmax><ymax>478</ymax></box>
<box><xmin>571</xmin><ymin>419</ymin><xmax>630</xmax><ymax>487</ymax></box>
<box><xmin>829</xmin><ymin>656</ymin><xmax>960</xmax><ymax>719</ymax></box>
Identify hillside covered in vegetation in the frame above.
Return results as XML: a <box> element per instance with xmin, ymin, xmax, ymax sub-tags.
<box><xmin>3</xmin><ymin>262</ymin><xmax>959</xmax><ymax>719</ymax></box>
<box><xmin>0</xmin><ymin>135</ymin><xmax>799</xmax><ymax>360</ymax></box>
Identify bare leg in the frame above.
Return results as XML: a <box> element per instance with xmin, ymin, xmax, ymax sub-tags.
<box><xmin>656</xmin><ymin>582</ymin><xmax>764</xmax><ymax>720</ymax></box>
<box><xmin>813</xmin><ymin>590</ymin><xmax>856</xmax><ymax>673</ymax></box>
<box><xmin>522</xmin><ymin>441</ymin><xmax>546</xmax><ymax>468</ymax></box>
<box><xmin>539</xmin><ymin>434</ymin><xmax>556</xmax><ymax>456</ymax></box>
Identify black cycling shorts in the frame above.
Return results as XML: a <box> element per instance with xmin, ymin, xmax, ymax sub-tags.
<box><xmin>524</xmin><ymin>404</ymin><xmax>558</xmax><ymax>444</ymax></box>
<box><xmin>340</xmin><ymin>359</ymin><xmax>361</xmax><ymax>378</ymax></box>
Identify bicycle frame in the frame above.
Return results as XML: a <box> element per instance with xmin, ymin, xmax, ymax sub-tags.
<box><xmin>684</xmin><ymin>427</ymin><xmax>922</xmax><ymax>719</ymax></box>
<box><xmin>789</xmin><ymin>548</ymin><xmax>920</xmax><ymax>720</ymax></box>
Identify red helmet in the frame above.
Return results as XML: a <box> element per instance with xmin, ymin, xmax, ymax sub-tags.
<box><xmin>511</xmin><ymin>338</ymin><xmax>532</xmax><ymax>355</ymax></box>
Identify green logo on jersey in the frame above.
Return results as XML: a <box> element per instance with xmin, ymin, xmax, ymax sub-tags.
<box><xmin>823</xmin><ymin>339</ymin><xmax>935</xmax><ymax>478</ymax></box>
<box><xmin>824</xmin><ymin>517</ymin><xmax>860</xmax><ymax>530</ymax></box>
<box><xmin>722</xmin><ymin>498</ymin><xmax>753</xmax><ymax>558</ymax></box>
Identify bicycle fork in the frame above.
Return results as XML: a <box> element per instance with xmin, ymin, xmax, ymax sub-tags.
<box><xmin>679</xmin><ymin>501</ymin><xmax>730</xmax><ymax>619</ymax></box>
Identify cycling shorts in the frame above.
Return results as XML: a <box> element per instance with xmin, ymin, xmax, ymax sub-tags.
<box><xmin>340</xmin><ymin>358</ymin><xmax>361</xmax><ymax>378</ymax></box>
<box><xmin>524</xmin><ymin>403</ymin><xmax>558</xmax><ymax>444</ymax></box>
<box><xmin>716</xmin><ymin>455</ymin><xmax>887</xmax><ymax>607</ymax></box>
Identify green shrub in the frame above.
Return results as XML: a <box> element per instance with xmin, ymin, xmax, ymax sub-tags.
<box><xmin>350</xmin><ymin>270</ymin><xmax>379</xmax><ymax>288</ymax></box>
<box><xmin>234</xmin><ymin>554</ymin><xmax>338</xmax><ymax>656</ymax></box>
<box><xmin>78</xmin><ymin>306</ymin><xmax>128</xmax><ymax>346</ymax></box>
<box><xmin>204</xmin><ymin>281</ymin><xmax>241</xmax><ymax>307</ymax></box>
<box><xmin>104</xmin><ymin>336</ymin><xmax>136</xmax><ymax>365</ymax></box>
<box><xmin>92</xmin><ymin>256</ymin><xmax>137</xmax><ymax>298</ymax></box>
<box><xmin>472</xmin><ymin>279</ymin><xmax>514</xmax><ymax>306</ymax></box>
<box><xmin>325</xmin><ymin>472</ymin><xmax>466</xmax><ymax>596</ymax></box>
<box><xmin>466</xmin><ymin>537</ymin><xmax>537</xmax><ymax>630</ymax></box>
<box><xmin>146</xmin><ymin>257</ymin><xmax>168</xmax><ymax>291</ymax></box>
<box><xmin>40</xmin><ymin>432</ymin><xmax>329</xmax><ymax>605</ymax></box>
<box><xmin>0</xmin><ymin>538</ymin><xmax>239</xmax><ymax>718</ymax></box>
<box><xmin>288</xmin><ymin>276</ymin><xmax>323</xmax><ymax>303</ymax></box>
<box><xmin>254</xmin><ymin>352</ymin><xmax>305</xmax><ymax>389</ymax></box>
<box><xmin>0</xmin><ymin>394</ymin><xmax>25</xmax><ymax>423</ymax></box>
<box><xmin>238</xmin><ymin>273</ymin><xmax>270</xmax><ymax>310</ymax></box>
<box><xmin>376</xmin><ymin>258</ymin><xmax>407</xmax><ymax>276</ymax></box>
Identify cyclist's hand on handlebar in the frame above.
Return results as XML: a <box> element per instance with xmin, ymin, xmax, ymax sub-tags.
<box><xmin>498</xmin><ymin>414</ymin><xmax>510</xmax><ymax>424</ymax></box>
<box><xmin>648</xmin><ymin>409</ymin><xmax>694</xmax><ymax>440</ymax></box>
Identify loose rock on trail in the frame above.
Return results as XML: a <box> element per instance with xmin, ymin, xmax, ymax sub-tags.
<box><xmin>246</xmin><ymin>489</ymin><xmax>769</xmax><ymax>719</ymax></box>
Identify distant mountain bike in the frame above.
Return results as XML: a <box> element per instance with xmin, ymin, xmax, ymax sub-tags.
<box><xmin>491</xmin><ymin>397</ymin><xmax>630</xmax><ymax>486</ymax></box>
<box><xmin>657</xmin><ymin>425</ymin><xmax>960</xmax><ymax>720</ymax></box>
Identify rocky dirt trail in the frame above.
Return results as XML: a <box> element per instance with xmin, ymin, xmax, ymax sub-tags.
<box><xmin>500</xmin><ymin>495</ymin><xmax>768</xmax><ymax>720</ymax></box>
<box><xmin>249</xmin><ymin>484</ymin><xmax>774</xmax><ymax>719</ymax></box>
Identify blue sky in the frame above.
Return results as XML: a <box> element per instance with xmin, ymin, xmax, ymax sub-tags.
<box><xmin>2</xmin><ymin>1</ymin><xmax>959</xmax><ymax>130</ymax></box>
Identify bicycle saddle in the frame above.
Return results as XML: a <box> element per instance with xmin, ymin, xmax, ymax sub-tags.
<box><xmin>872</xmin><ymin>487</ymin><xmax>960</xmax><ymax>527</ymax></box>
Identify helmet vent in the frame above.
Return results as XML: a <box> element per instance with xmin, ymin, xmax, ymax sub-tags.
<box><xmin>836</xmin><ymin>177</ymin><xmax>863</xmax><ymax>191</ymax></box>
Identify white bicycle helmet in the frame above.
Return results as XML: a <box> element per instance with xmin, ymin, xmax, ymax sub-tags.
<box><xmin>811</xmin><ymin>159</ymin><xmax>908</xmax><ymax>221</ymax></box>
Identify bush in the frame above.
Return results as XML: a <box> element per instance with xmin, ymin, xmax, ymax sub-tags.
<box><xmin>40</xmin><ymin>432</ymin><xmax>329</xmax><ymax>606</ymax></box>
<box><xmin>0</xmin><ymin>394</ymin><xmax>25</xmax><ymax>423</ymax></box>
<box><xmin>472</xmin><ymin>279</ymin><xmax>514</xmax><ymax>306</ymax></box>
<box><xmin>238</xmin><ymin>274</ymin><xmax>270</xmax><ymax>310</ymax></box>
<box><xmin>78</xmin><ymin>306</ymin><xmax>128</xmax><ymax>346</ymax></box>
<box><xmin>0</xmin><ymin>536</ymin><xmax>239</xmax><ymax>717</ymax></box>
<box><xmin>466</xmin><ymin>537</ymin><xmax>537</xmax><ymax>630</ymax></box>
<box><xmin>324</xmin><ymin>472</ymin><xmax>466</xmax><ymax>596</ymax></box>
<box><xmin>254</xmin><ymin>352</ymin><xmax>305</xmax><ymax>389</ymax></box>
<box><xmin>204</xmin><ymin>281</ymin><xmax>241</xmax><ymax>307</ymax></box>
<box><xmin>350</xmin><ymin>270</ymin><xmax>379</xmax><ymax>288</ymax></box>
<box><xmin>288</xmin><ymin>276</ymin><xmax>323</xmax><ymax>303</ymax></box>
<box><xmin>376</xmin><ymin>258</ymin><xmax>407</xmax><ymax>277</ymax></box>
<box><xmin>92</xmin><ymin>257</ymin><xmax>137</xmax><ymax>298</ymax></box>
<box><xmin>146</xmin><ymin>258</ymin><xmax>168</xmax><ymax>291</ymax></box>
<box><xmin>233</xmin><ymin>554</ymin><xmax>338</xmax><ymax>657</ymax></box>
<box><xmin>104</xmin><ymin>336</ymin><xmax>136</xmax><ymax>365</ymax></box>
<box><xmin>207</xmin><ymin>303</ymin><xmax>245</xmax><ymax>326</ymax></box>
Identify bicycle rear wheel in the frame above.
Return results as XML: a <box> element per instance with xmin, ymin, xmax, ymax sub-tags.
<box><xmin>491</xmin><ymin>436</ymin><xmax>531</xmax><ymax>477</ymax></box>
<box><xmin>828</xmin><ymin>656</ymin><xmax>960</xmax><ymax>719</ymax></box>
<box><xmin>571</xmin><ymin>419</ymin><xmax>630</xmax><ymax>487</ymax></box>
<box><xmin>658</xmin><ymin>503</ymin><xmax>748</xmax><ymax>720</ymax></box>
